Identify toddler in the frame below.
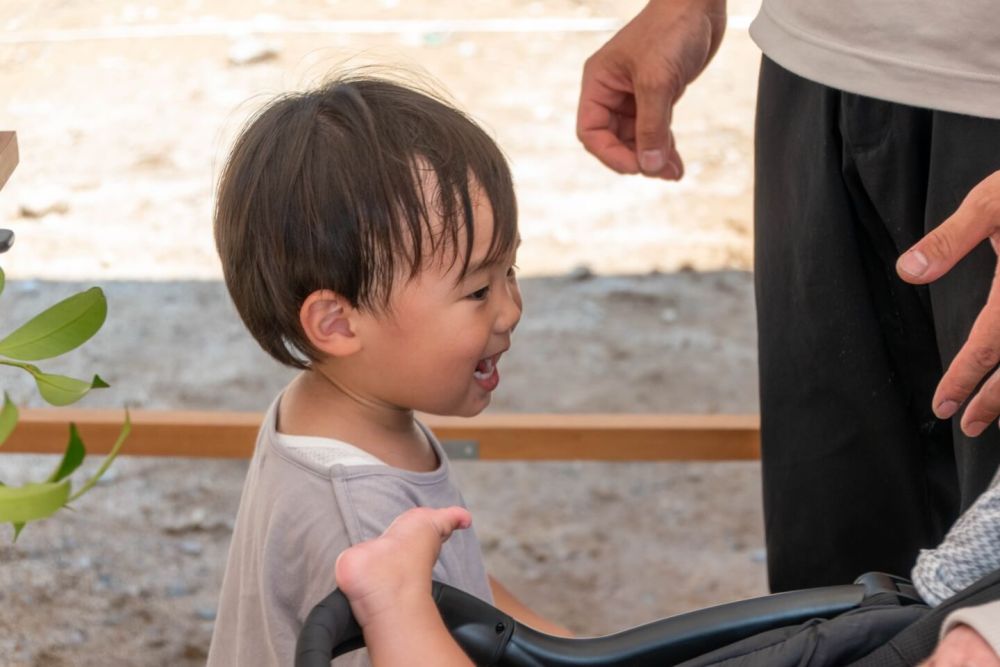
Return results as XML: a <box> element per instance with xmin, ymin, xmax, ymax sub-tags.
<box><xmin>206</xmin><ymin>73</ymin><xmax>563</xmax><ymax>666</ymax></box>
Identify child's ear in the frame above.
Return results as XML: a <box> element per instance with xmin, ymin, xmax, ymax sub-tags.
<box><xmin>300</xmin><ymin>290</ymin><xmax>362</xmax><ymax>357</ymax></box>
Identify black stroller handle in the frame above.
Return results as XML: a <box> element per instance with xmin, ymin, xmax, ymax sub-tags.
<box><xmin>0</xmin><ymin>229</ymin><xmax>14</xmax><ymax>254</ymax></box>
<box><xmin>295</xmin><ymin>573</ymin><xmax>920</xmax><ymax>667</ymax></box>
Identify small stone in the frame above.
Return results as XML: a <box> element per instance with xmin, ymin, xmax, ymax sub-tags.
<box><xmin>567</xmin><ymin>264</ymin><xmax>593</xmax><ymax>281</ymax></box>
<box><xmin>660</xmin><ymin>307</ymin><xmax>678</xmax><ymax>323</ymax></box>
<box><xmin>532</xmin><ymin>104</ymin><xmax>553</xmax><ymax>121</ymax></box>
<box><xmin>166</xmin><ymin>581</ymin><xmax>190</xmax><ymax>598</ymax></box>
<box><xmin>179</xmin><ymin>540</ymin><xmax>203</xmax><ymax>556</ymax></box>
<box><xmin>227</xmin><ymin>38</ymin><xmax>279</xmax><ymax>66</ymax></box>
<box><xmin>457</xmin><ymin>40</ymin><xmax>478</xmax><ymax>58</ymax></box>
<box><xmin>421</xmin><ymin>32</ymin><xmax>448</xmax><ymax>47</ymax></box>
<box><xmin>182</xmin><ymin>643</ymin><xmax>209</xmax><ymax>659</ymax></box>
<box><xmin>96</xmin><ymin>466</ymin><xmax>120</xmax><ymax>486</ymax></box>
<box><xmin>195</xmin><ymin>607</ymin><xmax>217</xmax><ymax>621</ymax></box>
<box><xmin>103</xmin><ymin>612</ymin><xmax>125</xmax><ymax>627</ymax></box>
<box><xmin>64</xmin><ymin>629</ymin><xmax>87</xmax><ymax>646</ymax></box>
<box><xmin>19</xmin><ymin>186</ymin><xmax>70</xmax><ymax>218</ymax></box>
<box><xmin>14</xmin><ymin>279</ymin><xmax>39</xmax><ymax>294</ymax></box>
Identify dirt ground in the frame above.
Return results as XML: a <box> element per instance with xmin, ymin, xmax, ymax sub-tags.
<box><xmin>0</xmin><ymin>1</ymin><xmax>767</xmax><ymax>665</ymax></box>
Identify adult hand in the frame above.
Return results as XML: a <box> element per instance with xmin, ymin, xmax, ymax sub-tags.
<box><xmin>897</xmin><ymin>171</ymin><xmax>1000</xmax><ymax>437</ymax></box>
<box><xmin>576</xmin><ymin>0</ymin><xmax>726</xmax><ymax>179</ymax></box>
<box><xmin>920</xmin><ymin>624</ymin><xmax>1000</xmax><ymax>667</ymax></box>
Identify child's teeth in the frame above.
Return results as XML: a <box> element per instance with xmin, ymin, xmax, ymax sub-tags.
<box><xmin>474</xmin><ymin>357</ymin><xmax>495</xmax><ymax>378</ymax></box>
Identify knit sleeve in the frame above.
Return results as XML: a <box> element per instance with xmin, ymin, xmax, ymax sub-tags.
<box><xmin>912</xmin><ymin>471</ymin><xmax>1000</xmax><ymax>606</ymax></box>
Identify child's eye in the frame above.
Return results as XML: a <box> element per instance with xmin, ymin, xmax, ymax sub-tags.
<box><xmin>468</xmin><ymin>285</ymin><xmax>490</xmax><ymax>300</ymax></box>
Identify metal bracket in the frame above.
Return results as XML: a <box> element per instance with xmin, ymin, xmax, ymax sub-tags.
<box><xmin>442</xmin><ymin>439</ymin><xmax>479</xmax><ymax>460</ymax></box>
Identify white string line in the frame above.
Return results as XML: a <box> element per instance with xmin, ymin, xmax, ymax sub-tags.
<box><xmin>0</xmin><ymin>15</ymin><xmax>753</xmax><ymax>45</ymax></box>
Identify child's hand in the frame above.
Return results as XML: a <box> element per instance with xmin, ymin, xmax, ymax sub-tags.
<box><xmin>335</xmin><ymin>506</ymin><xmax>472</xmax><ymax>629</ymax></box>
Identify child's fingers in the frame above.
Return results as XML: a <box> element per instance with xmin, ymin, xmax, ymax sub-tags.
<box><xmin>386</xmin><ymin>506</ymin><xmax>472</xmax><ymax>543</ymax></box>
<box><xmin>427</xmin><ymin>506</ymin><xmax>473</xmax><ymax>539</ymax></box>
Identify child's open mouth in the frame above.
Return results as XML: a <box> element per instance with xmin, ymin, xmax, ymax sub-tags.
<box><xmin>473</xmin><ymin>353</ymin><xmax>501</xmax><ymax>391</ymax></box>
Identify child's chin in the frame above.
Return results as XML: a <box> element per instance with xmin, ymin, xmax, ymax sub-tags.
<box><xmin>453</xmin><ymin>396</ymin><xmax>491</xmax><ymax>418</ymax></box>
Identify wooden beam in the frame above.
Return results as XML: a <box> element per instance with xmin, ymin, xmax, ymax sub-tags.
<box><xmin>1</xmin><ymin>409</ymin><xmax>760</xmax><ymax>461</ymax></box>
<box><xmin>7</xmin><ymin>408</ymin><xmax>261</xmax><ymax>459</ymax></box>
<box><xmin>0</xmin><ymin>132</ymin><xmax>18</xmax><ymax>191</ymax></box>
<box><xmin>428</xmin><ymin>413</ymin><xmax>760</xmax><ymax>461</ymax></box>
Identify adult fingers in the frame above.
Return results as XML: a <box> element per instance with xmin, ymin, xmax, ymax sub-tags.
<box><xmin>933</xmin><ymin>272</ymin><xmax>1000</xmax><ymax>431</ymax></box>
<box><xmin>898</xmin><ymin>171</ymin><xmax>1000</xmax><ymax>284</ymax></box>
<box><xmin>665</xmin><ymin>132</ymin><xmax>684</xmax><ymax>179</ymax></box>
<box><xmin>962</xmin><ymin>364</ymin><xmax>1000</xmax><ymax>436</ymax></box>
<box><xmin>577</xmin><ymin>63</ymin><xmax>640</xmax><ymax>175</ymax></box>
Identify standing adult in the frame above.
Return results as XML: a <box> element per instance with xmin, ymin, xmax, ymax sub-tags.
<box><xmin>577</xmin><ymin>0</ymin><xmax>1000</xmax><ymax>592</ymax></box>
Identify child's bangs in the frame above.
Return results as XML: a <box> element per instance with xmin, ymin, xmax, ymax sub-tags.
<box><xmin>395</xmin><ymin>146</ymin><xmax>518</xmax><ymax>284</ymax></box>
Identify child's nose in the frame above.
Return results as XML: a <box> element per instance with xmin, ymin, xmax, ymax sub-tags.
<box><xmin>496</xmin><ymin>281</ymin><xmax>522</xmax><ymax>334</ymax></box>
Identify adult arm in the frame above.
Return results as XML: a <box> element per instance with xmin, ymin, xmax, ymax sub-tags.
<box><xmin>576</xmin><ymin>0</ymin><xmax>727</xmax><ymax>179</ymax></box>
<box><xmin>897</xmin><ymin>170</ymin><xmax>1000</xmax><ymax>436</ymax></box>
<box><xmin>920</xmin><ymin>600</ymin><xmax>1000</xmax><ymax>666</ymax></box>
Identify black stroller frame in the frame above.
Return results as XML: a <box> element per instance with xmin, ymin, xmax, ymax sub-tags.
<box><xmin>296</xmin><ymin>572</ymin><xmax>931</xmax><ymax>666</ymax></box>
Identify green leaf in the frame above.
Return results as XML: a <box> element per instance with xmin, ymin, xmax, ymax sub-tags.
<box><xmin>46</xmin><ymin>423</ymin><xmax>86</xmax><ymax>483</ymax></box>
<box><xmin>0</xmin><ymin>287</ymin><xmax>106</xmax><ymax>361</ymax></box>
<box><xmin>0</xmin><ymin>362</ymin><xmax>109</xmax><ymax>406</ymax></box>
<box><xmin>12</xmin><ymin>522</ymin><xmax>24</xmax><ymax>541</ymax></box>
<box><xmin>70</xmin><ymin>411</ymin><xmax>130</xmax><ymax>502</ymax></box>
<box><xmin>34</xmin><ymin>372</ymin><xmax>108</xmax><ymax>406</ymax></box>
<box><xmin>0</xmin><ymin>393</ymin><xmax>17</xmax><ymax>447</ymax></box>
<box><xmin>0</xmin><ymin>480</ymin><xmax>71</xmax><ymax>523</ymax></box>
<box><xmin>0</xmin><ymin>266</ymin><xmax>5</xmax><ymax>297</ymax></box>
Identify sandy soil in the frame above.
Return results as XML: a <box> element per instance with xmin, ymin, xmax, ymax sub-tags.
<box><xmin>0</xmin><ymin>1</ymin><xmax>767</xmax><ymax>665</ymax></box>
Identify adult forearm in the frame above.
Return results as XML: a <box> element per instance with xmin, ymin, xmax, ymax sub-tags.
<box><xmin>647</xmin><ymin>0</ymin><xmax>728</xmax><ymax>66</ymax></box>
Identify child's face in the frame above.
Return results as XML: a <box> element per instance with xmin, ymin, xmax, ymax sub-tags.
<box><xmin>355</xmin><ymin>194</ymin><xmax>521</xmax><ymax>418</ymax></box>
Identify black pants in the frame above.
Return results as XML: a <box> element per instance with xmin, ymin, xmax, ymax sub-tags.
<box><xmin>755</xmin><ymin>56</ymin><xmax>1000</xmax><ymax>592</ymax></box>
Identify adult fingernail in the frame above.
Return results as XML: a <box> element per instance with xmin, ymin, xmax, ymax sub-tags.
<box><xmin>966</xmin><ymin>420</ymin><xmax>988</xmax><ymax>436</ymax></box>
<box><xmin>640</xmin><ymin>150</ymin><xmax>665</xmax><ymax>174</ymax></box>
<box><xmin>935</xmin><ymin>400</ymin><xmax>959</xmax><ymax>419</ymax></box>
<box><xmin>899</xmin><ymin>250</ymin><xmax>929</xmax><ymax>278</ymax></box>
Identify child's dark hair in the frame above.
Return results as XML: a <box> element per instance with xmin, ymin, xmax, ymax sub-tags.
<box><xmin>215</xmin><ymin>73</ymin><xmax>518</xmax><ymax>368</ymax></box>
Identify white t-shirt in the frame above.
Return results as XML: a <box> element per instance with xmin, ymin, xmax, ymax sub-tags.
<box><xmin>206</xmin><ymin>394</ymin><xmax>492</xmax><ymax>667</ymax></box>
<box><xmin>750</xmin><ymin>1</ymin><xmax>1000</xmax><ymax>119</ymax></box>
